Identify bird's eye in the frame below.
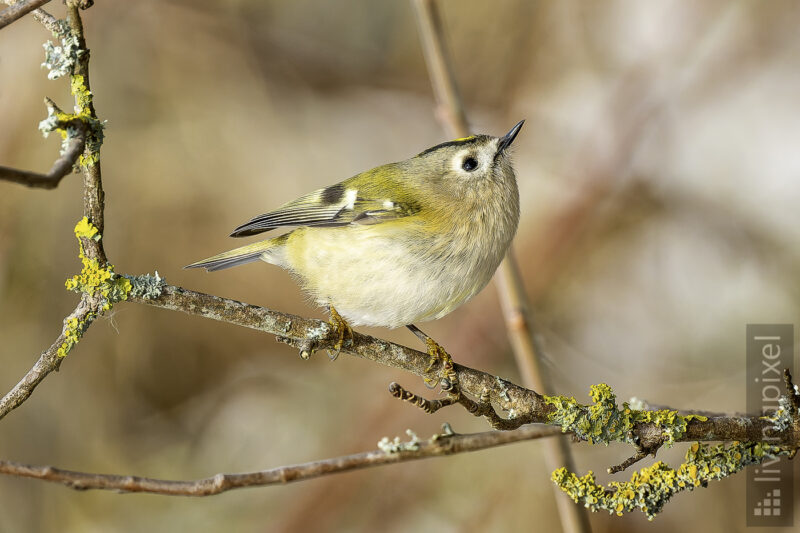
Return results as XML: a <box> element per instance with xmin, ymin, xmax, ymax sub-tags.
<box><xmin>462</xmin><ymin>157</ymin><xmax>478</xmax><ymax>171</ymax></box>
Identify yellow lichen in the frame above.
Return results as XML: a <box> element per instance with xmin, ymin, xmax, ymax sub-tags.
<box><xmin>552</xmin><ymin>441</ymin><xmax>792</xmax><ymax>520</ymax></box>
<box><xmin>543</xmin><ymin>384</ymin><xmax>707</xmax><ymax>447</ymax></box>
<box><xmin>73</xmin><ymin>216</ymin><xmax>100</xmax><ymax>240</ymax></box>
<box><xmin>70</xmin><ymin>74</ymin><xmax>93</xmax><ymax>113</ymax></box>
<box><xmin>69</xmin><ymin>74</ymin><xmax>104</xmax><ymax>167</ymax></box>
<box><xmin>58</xmin><ymin>217</ymin><xmax>131</xmax><ymax>357</ymax></box>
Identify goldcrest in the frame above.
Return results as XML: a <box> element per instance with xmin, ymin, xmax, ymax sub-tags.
<box><xmin>187</xmin><ymin>121</ymin><xmax>523</xmax><ymax>334</ymax></box>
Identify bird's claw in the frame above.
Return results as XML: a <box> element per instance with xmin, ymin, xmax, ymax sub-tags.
<box><xmin>422</xmin><ymin>338</ymin><xmax>459</xmax><ymax>394</ymax></box>
<box><xmin>327</xmin><ymin>306</ymin><xmax>353</xmax><ymax>360</ymax></box>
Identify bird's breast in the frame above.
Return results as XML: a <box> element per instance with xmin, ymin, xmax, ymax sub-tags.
<box><xmin>282</xmin><ymin>191</ymin><xmax>518</xmax><ymax>328</ymax></box>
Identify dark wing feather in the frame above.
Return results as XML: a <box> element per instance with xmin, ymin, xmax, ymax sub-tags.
<box><xmin>230</xmin><ymin>181</ymin><xmax>418</xmax><ymax>237</ymax></box>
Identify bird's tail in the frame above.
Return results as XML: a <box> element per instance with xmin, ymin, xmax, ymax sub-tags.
<box><xmin>185</xmin><ymin>234</ymin><xmax>288</xmax><ymax>272</ymax></box>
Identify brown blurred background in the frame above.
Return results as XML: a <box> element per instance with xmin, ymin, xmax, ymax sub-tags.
<box><xmin>1</xmin><ymin>0</ymin><xmax>799</xmax><ymax>531</ymax></box>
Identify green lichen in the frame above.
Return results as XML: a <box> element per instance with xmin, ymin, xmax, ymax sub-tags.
<box><xmin>761</xmin><ymin>395</ymin><xmax>795</xmax><ymax>432</ymax></box>
<box><xmin>38</xmin><ymin>99</ymin><xmax>84</xmax><ymax>158</ymax></box>
<box><xmin>39</xmin><ymin>21</ymin><xmax>105</xmax><ymax>168</ymax></box>
<box><xmin>58</xmin><ymin>218</ymin><xmax>131</xmax><ymax>357</ymax></box>
<box><xmin>125</xmin><ymin>271</ymin><xmax>166</xmax><ymax>299</ymax></box>
<box><xmin>41</xmin><ymin>31</ymin><xmax>82</xmax><ymax>80</ymax></box>
<box><xmin>58</xmin><ymin>316</ymin><xmax>88</xmax><ymax>357</ymax></box>
<box><xmin>544</xmin><ymin>384</ymin><xmax>707</xmax><ymax>447</ymax></box>
<box><xmin>552</xmin><ymin>441</ymin><xmax>793</xmax><ymax>520</ymax></box>
<box><xmin>378</xmin><ymin>429</ymin><xmax>421</xmax><ymax>453</ymax></box>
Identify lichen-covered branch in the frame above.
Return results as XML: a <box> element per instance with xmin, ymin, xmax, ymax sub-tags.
<box><xmin>0</xmin><ymin>218</ymin><xmax>130</xmax><ymax>421</ymax></box>
<box><xmin>3</xmin><ymin>0</ymin><xmax>64</xmax><ymax>36</ymax></box>
<box><xmin>129</xmin><ymin>280</ymin><xmax>800</xmax><ymax>450</ymax></box>
<box><xmin>63</xmin><ymin>1</ymin><xmax>106</xmax><ymax>264</ymax></box>
<box><xmin>0</xmin><ymin>425</ymin><xmax>560</xmax><ymax>496</ymax></box>
<box><xmin>0</xmin><ymin>98</ymin><xmax>87</xmax><ymax>189</ymax></box>
<box><xmin>551</xmin><ymin>371</ymin><xmax>800</xmax><ymax>519</ymax></box>
<box><xmin>0</xmin><ymin>294</ymin><xmax>98</xmax><ymax>420</ymax></box>
<box><xmin>553</xmin><ymin>442</ymin><xmax>796</xmax><ymax>520</ymax></box>
<box><xmin>0</xmin><ymin>1</ymin><xmax>109</xmax><ymax>422</ymax></box>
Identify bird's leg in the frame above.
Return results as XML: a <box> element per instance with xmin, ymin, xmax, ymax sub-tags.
<box><xmin>406</xmin><ymin>324</ymin><xmax>459</xmax><ymax>395</ymax></box>
<box><xmin>326</xmin><ymin>305</ymin><xmax>353</xmax><ymax>360</ymax></box>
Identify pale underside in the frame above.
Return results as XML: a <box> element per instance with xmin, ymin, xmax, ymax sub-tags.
<box><xmin>264</xmin><ymin>220</ymin><xmax>508</xmax><ymax>328</ymax></box>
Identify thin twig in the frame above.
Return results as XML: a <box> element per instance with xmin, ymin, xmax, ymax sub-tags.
<box><xmin>607</xmin><ymin>447</ymin><xmax>651</xmax><ymax>474</ymax></box>
<box><xmin>64</xmin><ymin>0</ymin><xmax>106</xmax><ymax>266</ymax></box>
<box><xmin>389</xmin><ymin>382</ymin><xmax>458</xmax><ymax>414</ymax></box>
<box><xmin>411</xmin><ymin>1</ymin><xmax>592</xmax><ymax>531</ymax></box>
<box><xmin>0</xmin><ymin>0</ymin><xmax>52</xmax><ymax>30</ymax></box>
<box><xmin>411</xmin><ymin>0</ymin><xmax>468</xmax><ymax>134</ymax></box>
<box><xmin>0</xmin><ymin>425</ymin><xmax>561</xmax><ymax>496</ymax></box>
<box><xmin>0</xmin><ymin>125</ymin><xmax>86</xmax><ymax>189</ymax></box>
<box><xmin>31</xmin><ymin>7</ymin><xmax>57</xmax><ymax>31</ymax></box>
<box><xmin>1</xmin><ymin>0</ymin><xmax>61</xmax><ymax>39</ymax></box>
<box><xmin>389</xmin><ymin>381</ymin><xmax>522</xmax><ymax>430</ymax></box>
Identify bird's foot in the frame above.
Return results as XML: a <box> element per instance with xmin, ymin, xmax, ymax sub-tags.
<box><xmin>326</xmin><ymin>305</ymin><xmax>353</xmax><ymax>360</ymax></box>
<box><xmin>422</xmin><ymin>338</ymin><xmax>459</xmax><ymax>393</ymax></box>
<box><xmin>405</xmin><ymin>325</ymin><xmax>459</xmax><ymax>395</ymax></box>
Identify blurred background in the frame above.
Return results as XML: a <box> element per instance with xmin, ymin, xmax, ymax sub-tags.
<box><xmin>1</xmin><ymin>0</ymin><xmax>799</xmax><ymax>531</ymax></box>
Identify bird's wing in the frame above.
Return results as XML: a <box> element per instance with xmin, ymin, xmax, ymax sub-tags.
<box><xmin>229</xmin><ymin>177</ymin><xmax>420</xmax><ymax>237</ymax></box>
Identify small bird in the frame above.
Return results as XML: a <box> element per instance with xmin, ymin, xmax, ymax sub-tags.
<box><xmin>187</xmin><ymin>121</ymin><xmax>523</xmax><ymax>371</ymax></box>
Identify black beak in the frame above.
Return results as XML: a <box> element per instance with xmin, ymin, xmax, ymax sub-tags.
<box><xmin>496</xmin><ymin>120</ymin><xmax>525</xmax><ymax>153</ymax></box>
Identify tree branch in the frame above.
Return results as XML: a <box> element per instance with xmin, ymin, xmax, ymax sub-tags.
<box><xmin>0</xmin><ymin>294</ymin><xmax>99</xmax><ymax>421</ymax></box>
<box><xmin>0</xmin><ymin>425</ymin><xmax>561</xmax><ymax>495</ymax></box>
<box><xmin>0</xmin><ymin>0</ymin><xmax>52</xmax><ymax>30</ymax></box>
<box><xmin>0</xmin><ymin>122</ymin><xmax>86</xmax><ymax>189</ymax></box>
<box><xmin>0</xmin><ymin>0</ymin><xmax>105</xmax><ymax>423</ymax></box>
<box><xmin>130</xmin><ymin>283</ymin><xmax>800</xmax><ymax>449</ymax></box>
<box><xmin>63</xmin><ymin>0</ymin><xmax>106</xmax><ymax>265</ymax></box>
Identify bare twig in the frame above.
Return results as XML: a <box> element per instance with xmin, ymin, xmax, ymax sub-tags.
<box><xmin>31</xmin><ymin>7</ymin><xmax>56</xmax><ymax>31</ymax></box>
<box><xmin>0</xmin><ymin>124</ymin><xmax>86</xmax><ymax>188</ymax></box>
<box><xmin>389</xmin><ymin>381</ymin><xmax>522</xmax><ymax>430</ymax></box>
<box><xmin>411</xmin><ymin>1</ymin><xmax>592</xmax><ymax>531</ymax></box>
<box><xmin>0</xmin><ymin>0</ymin><xmax>52</xmax><ymax>30</ymax></box>
<box><xmin>389</xmin><ymin>382</ymin><xmax>458</xmax><ymax>414</ymax></box>
<box><xmin>1</xmin><ymin>0</ymin><xmax>61</xmax><ymax>43</ymax></box>
<box><xmin>411</xmin><ymin>0</ymin><xmax>468</xmax><ymax>134</ymax></box>
<box><xmin>0</xmin><ymin>425</ymin><xmax>561</xmax><ymax>496</ymax></box>
<box><xmin>607</xmin><ymin>447</ymin><xmax>652</xmax><ymax>474</ymax></box>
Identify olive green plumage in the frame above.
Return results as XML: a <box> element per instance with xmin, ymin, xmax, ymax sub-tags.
<box><xmin>186</xmin><ymin>121</ymin><xmax>524</xmax><ymax>328</ymax></box>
